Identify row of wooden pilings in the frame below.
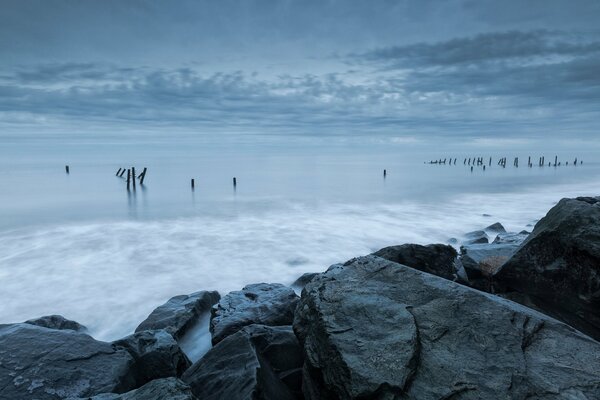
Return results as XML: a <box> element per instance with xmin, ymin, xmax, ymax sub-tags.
<box><xmin>427</xmin><ymin>156</ymin><xmax>582</xmax><ymax>171</ymax></box>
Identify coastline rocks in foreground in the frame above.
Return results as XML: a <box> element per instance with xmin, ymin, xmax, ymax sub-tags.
<box><xmin>458</xmin><ymin>241</ymin><xmax>522</xmax><ymax>291</ymax></box>
<box><xmin>495</xmin><ymin>196</ymin><xmax>600</xmax><ymax>341</ymax></box>
<box><xmin>292</xmin><ymin>272</ymin><xmax>320</xmax><ymax>289</ymax></box>
<box><xmin>210</xmin><ymin>283</ymin><xmax>299</xmax><ymax>345</ymax></box>
<box><xmin>294</xmin><ymin>255</ymin><xmax>600</xmax><ymax>399</ymax></box>
<box><xmin>112</xmin><ymin>330</ymin><xmax>191</xmax><ymax>387</ymax></box>
<box><xmin>25</xmin><ymin>315</ymin><xmax>87</xmax><ymax>332</ymax></box>
<box><xmin>463</xmin><ymin>230</ymin><xmax>489</xmax><ymax>244</ymax></box>
<box><xmin>72</xmin><ymin>377</ymin><xmax>197</xmax><ymax>400</ymax></box>
<box><xmin>182</xmin><ymin>324</ymin><xmax>303</xmax><ymax>400</ymax></box>
<box><xmin>372</xmin><ymin>243</ymin><xmax>457</xmax><ymax>281</ymax></box>
<box><xmin>0</xmin><ymin>323</ymin><xmax>136</xmax><ymax>400</ymax></box>
<box><xmin>135</xmin><ymin>291</ymin><xmax>220</xmax><ymax>340</ymax></box>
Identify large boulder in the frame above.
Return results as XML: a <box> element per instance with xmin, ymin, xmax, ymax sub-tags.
<box><xmin>210</xmin><ymin>283</ymin><xmax>299</xmax><ymax>345</ymax></box>
<box><xmin>292</xmin><ymin>272</ymin><xmax>320</xmax><ymax>289</ymax></box>
<box><xmin>495</xmin><ymin>196</ymin><xmax>600</xmax><ymax>341</ymax></box>
<box><xmin>0</xmin><ymin>323</ymin><xmax>136</xmax><ymax>400</ymax></box>
<box><xmin>458</xmin><ymin>241</ymin><xmax>521</xmax><ymax>291</ymax></box>
<box><xmin>294</xmin><ymin>255</ymin><xmax>600</xmax><ymax>399</ymax></box>
<box><xmin>25</xmin><ymin>315</ymin><xmax>87</xmax><ymax>332</ymax></box>
<box><xmin>372</xmin><ymin>243</ymin><xmax>457</xmax><ymax>280</ymax></box>
<box><xmin>182</xmin><ymin>324</ymin><xmax>303</xmax><ymax>400</ymax></box>
<box><xmin>73</xmin><ymin>377</ymin><xmax>197</xmax><ymax>400</ymax></box>
<box><xmin>112</xmin><ymin>330</ymin><xmax>191</xmax><ymax>387</ymax></box>
<box><xmin>136</xmin><ymin>291</ymin><xmax>220</xmax><ymax>340</ymax></box>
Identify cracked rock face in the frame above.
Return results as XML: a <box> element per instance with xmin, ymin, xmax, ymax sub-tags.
<box><xmin>72</xmin><ymin>377</ymin><xmax>197</xmax><ymax>400</ymax></box>
<box><xmin>372</xmin><ymin>243</ymin><xmax>457</xmax><ymax>281</ymax></box>
<box><xmin>210</xmin><ymin>283</ymin><xmax>299</xmax><ymax>345</ymax></box>
<box><xmin>0</xmin><ymin>323</ymin><xmax>136</xmax><ymax>400</ymax></box>
<box><xmin>495</xmin><ymin>196</ymin><xmax>600</xmax><ymax>341</ymax></box>
<box><xmin>293</xmin><ymin>255</ymin><xmax>600</xmax><ymax>400</ymax></box>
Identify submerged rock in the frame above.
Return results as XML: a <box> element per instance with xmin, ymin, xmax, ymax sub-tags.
<box><xmin>210</xmin><ymin>283</ymin><xmax>299</xmax><ymax>345</ymax></box>
<box><xmin>459</xmin><ymin>241</ymin><xmax>521</xmax><ymax>291</ymax></box>
<box><xmin>112</xmin><ymin>330</ymin><xmax>191</xmax><ymax>387</ymax></box>
<box><xmin>73</xmin><ymin>377</ymin><xmax>196</xmax><ymax>400</ymax></box>
<box><xmin>0</xmin><ymin>323</ymin><xmax>136</xmax><ymax>400</ymax></box>
<box><xmin>372</xmin><ymin>243</ymin><xmax>457</xmax><ymax>281</ymax></box>
<box><xmin>495</xmin><ymin>196</ymin><xmax>600</xmax><ymax>341</ymax></box>
<box><xmin>485</xmin><ymin>222</ymin><xmax>506</xmax><ymax>233</ymax></box>
<box><xmin>182</xmin><ymin>324</ymin><xmax>303</xmax><ymax>400</ymax></box>
<box><xmin>463</xmin><ymin>230</ymin><xmax>489</xmax><ymax>244</ymax></box>
<box><xmin>25</xmin><ymin>315</ymin><xmax>87</xmax><ymax>332</ymax></box>
<box><xmin>491</xmin><ymin>231</ymin><xmax>529</xmax><ymax>245</ymax></box>
<box><xmin>292</xmin><ymin>272</ymin><xmax>320</xmax><ymax>289</ymax></box>
<box><xmin>294</xmin><ymin>255</ymin><xmax>600</xmax><ymax>399</ymax></box>
<box><xmin>136</xmin><ymin>291</ymin><xmax>220</xmax><ymax>340</ymax></box>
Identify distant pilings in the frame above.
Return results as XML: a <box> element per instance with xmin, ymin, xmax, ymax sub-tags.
<box><xmin>65</xmin><ymin>165</ymin><xmax>70</xmax><ymax>174</ymax></box>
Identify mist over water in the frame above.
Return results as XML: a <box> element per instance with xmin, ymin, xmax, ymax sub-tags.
<box><xmin>0</xmin><ymin>133</ymin><xmax>598</xmax><ymax>341</ymax></box>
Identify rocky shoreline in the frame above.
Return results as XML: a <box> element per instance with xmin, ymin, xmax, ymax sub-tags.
<box><xmin>1</xmin><ymin>196</ymin><xmax>599</xmax><ymax>399</ymax></box>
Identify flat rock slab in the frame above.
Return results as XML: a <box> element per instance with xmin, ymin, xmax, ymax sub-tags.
<box><xmin>72</xmin><ymin>377</ymin><xmax>197</xmax><ymax>400</ymax></box>
<box><xmin>210</xmin><ymin>283</ymin><xmax>299</xmax><ymax>345</ymax></box>
<box><xmin>182</xmin><ymin>324</ymin><xmax>303</xmax><ymax>400</ymax></box>
<box><xmin>0</xmin><ymin>323</ymin><xmax>136</xmax><ymax>400</ymax></box>
<box><xmin>372</xmin><ymin>243</ymin><xmax>457</xmax><ymax>281</ymax></box>
<box><xmin>136</xmin><ymin>291</ymin><xmax>220</xmax><ymax>340</ymax></box>
<box><xmin>495</xmin><ymin>196</ymin><xmax>600</xmax><ymax>341</ymax></box>
<box><xmin>294</xmin><ymin>255</ymin><xmax>600</xmax><ymax>400</ymax></box>
<box><xmin>25</xmin><ymin>315</ymin><xmax>87</xmax><ymax>332</ymax></box>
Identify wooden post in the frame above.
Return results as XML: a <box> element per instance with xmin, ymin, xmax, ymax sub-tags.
<box><xmin>120</xmin><ymin>169</ymin><xmax>126</xmax><ymax>177</ymax></box>
<box><xmin>554</xmin><ymin>156</ymin><xmax>558</xmax><ymax>167</ymax></box>
<box><xmin>139</xmin><ymin>168</ymin><xmax>147</xmax><ymax>184</ymax></box>
<box><xmin>191</xmin><ymin>178</ymin><xmax>195</xmax><ymax>189</ymax></box>
<box><xmin>65</xmin><ymin>165</ymin><xmax>69</xmax><ymax>174</ymax></box>
<box><xmin>126</xmin><ymin>169</ymin><xmax>131</xmax><ymax>191</ymax></box>
<box><xmin>383</xmin><ymin>169</ymin><xmax>387</xmax><ymax>177</ymax></box>
<box><xmin>470</xmin><ymin>166</ymin><xmax>473</xmax><ymax>172</ymax></box>
<box><xmin>233</xmin><ymin>177</ymin><xmax>237</xmax><ymax>187</ymax></box>
<box><xmin>116</xmin><ymin>168</ymin><xmax>122</xmax><ymax>176</ymax></box>
<box><xmin>131</xmin><ymin>167</ymin><xmax>136</xmax><ymax>189</ymax></box>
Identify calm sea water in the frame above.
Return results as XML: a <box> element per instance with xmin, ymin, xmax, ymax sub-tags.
<box><xmin>1</xmin><ymin>132</ymin><xmax>598</xmax><ymax>341</ymax></box>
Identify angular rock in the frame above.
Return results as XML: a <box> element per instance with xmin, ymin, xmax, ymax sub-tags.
<box><xmin>463</xmin><ymin>230</ymin><xmax>489</xmax><ymax>244</ymax></box>
<box><xmin>136</xmin><ymin>291</ymin><xmax>220</xmax><ymax>340</ymax></box>
<box><xmin>25</xmin><ymin>315</ymin><xmax>87</xmax><ymax>332</ymax></box>
<box><xmin>73</xmin><ymin>377</ymin><xmax>196</xmax><ymax>400</ymax></box>
<box><xmin>485</xmin><ymin>222</ymin><xmax>506</xmax><ymax>233</ymax></box>
<box><xmin>112</xmin><ymin>330</ymin><xmax>191</xmax><ymax>387</ymax></box>
<box><xmin>495</xmin><ymin>196</ymin><xmax>600</xmax><ymax>340</ymax></box>
<box><xmin>182</xmin><ymin>324</ymin><xmax>303</xmax><ymax>400</ymax></box>
<box><xmin>292</xmin><ymin>272</ymin><xmax>320</xmax><ymax>289</ymax></box>
<box><xmin>210</xmin><ymin>283</ymin><xmax>299</xmax><ymax>345</ymax></box>
<box><xmin>458</xmin><ymin>241</ymin><xmax>520</xmax><ymax>291</ymax></box>
<box><xmin>294</xmin><ymin>255</ymin><xmax>600</xmax><ymax>400</ymax></box>
<box><xmin>372</xmin><ymin>243</ymin><xmax>457</xmax><ymax>281</ymax></box>
<box><xmin>0</xmin><ymin>323</ymin><xmax>136</xmax><ymax>400</ymax></box>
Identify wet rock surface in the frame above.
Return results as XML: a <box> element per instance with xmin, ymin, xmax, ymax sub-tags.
<box><xmin>210</xmin><ymin>283</ymin><xmax>299</xmax><ymax>345</ymax></box>
<box><xmin>372</xmin><ymin>243</ymin><xmax>457</xmax><ymax>281</ymax></box>
<box><xmin>25</xmin><ymin>314</ymin><xmax>87</xmax><ymax>332</ymax></box>
<box><xmin>294</xmin><ymin>255</ymin><xmax>600</xmax><ymax>399</ymax></box>
<box><xmin>72</xmin><ymin>377</ymin><xmax>197</xmax><ymax>400</ymax></box>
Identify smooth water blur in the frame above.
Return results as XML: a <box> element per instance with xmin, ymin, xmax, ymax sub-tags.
<box><xmin>0</xmin><ymin>132</ymin><xmax>598</xmax><ymax>340</ymax></box>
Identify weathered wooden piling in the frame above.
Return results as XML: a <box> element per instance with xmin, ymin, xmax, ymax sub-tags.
<box><xmin>233</xmin><ymin>177</ymin><xmax>237</xmax><ymax>187</ymax></box>
<box><xmin>65</xmin><ymin>165</ymin><xmax>69</xmax><ymax>174</ymax></box>
<box><xmin>554</xmin><ymin>156</ymin><xmax>558</xmax><ymax>167</ymax></box>
<box><xmin>119</xmin><ymin>168</ymin><xmax>126</xmax><ymax>177</ymax></box>
<box><xmin>126</xmin><ymin>169</ymin><xmax>131</xmax><ymax>191</ymax></box>
<box><xmin>139</xmin><ymin>168</ymin><xmax>147</xmax><ymax>184</ymax></box>
<box><xmin>470</xmin><ymin>166</ymin><xmax>473</xmax><ymax>172</ymax></box>
<box><xmin>191</xmin><ymin>178</ymin><xmax>195</xmax><ymax>189</ymax></box>
<box><xmin>116</xmin><ymin>168</ymin><xmax>122</xmax><ymax>176</ymax></box>
<box><xmin>574</xmin><ymin>158</ymin><xmax>578</xmax><ymax>165</ymax></box>
<box><xmin>489</xmin><ymin>157</ymin><xmax>491</xmax><ymax>166</ymax></box>
<box><xmin>131</xmin><ymin>167</ymin><xmax>136</xmax><ymax>189</ymax></box>
<box><xmin>383</xmin><ymin>169</ymin><xmax>387</xmax><ymax>177</ymax></box>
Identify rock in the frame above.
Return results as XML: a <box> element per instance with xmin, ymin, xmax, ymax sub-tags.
<box><xmin>292</xmin><ymin>272</ymin><xmax>320</xmax><ymax>289</ymax></box>
<box><xmin>25</xmin><ymin>315</ymin><xmax>86</xmax><ymax>332</ymax></box>
<box><xmin>73</xmin><ymin>377</ymin><xmax>197</xmax><ymax>400</ymax></box>
<box><xmin>458</xmin><ymin>241</ymin><xmax>520</xmax><ymax>291</ymax></box>
<box><xmin>0</xmin><ymin>323</ymin><xmax>136</xmax><ymax>400</ymax></box>
<box><xmin>372</xmin><ymin>243</ymin><xmax>457</xmax><ymax>281</ymax></box>
<box><xmin>447</xmin><ymin>237</ymin><xmax>458</xmax><ymax>245</ymax></box>
<box><xmin>492</xmin><ymin>231</ymin><xmax>529</xmax><ymax>245</ymax></box>
<box><xmin>210</xmin><ymin>283</ymin><xmax>299</xmax><ymax>345</ymax></box>
<box><xmin>495</xmin><ymin>196</ymin><xmax>600</xmax><ymax>341</ymax></box>
<box><xmin>463</xmin><ymin>230</ymin><xmax>489</xmax><ymax>244</ymax></box>
<box><xmin>294</xmin><ymin>255</ymin><xmax>600</xmax><ymax>399</ymax></box>
<box><xmin>112</xmin><ymin>330</ymin><xmax>191</xmax><ymax>387</ymax></box>
<box><xmin>136</xmin><ymin>291</ymin><xmax>220</xmax><ymax>340</ymax></box>
<box><xmin>182</xmin><ymin>324</ymin><xmax>303</xmax><ymax>400</ymax></box>
<box><xmin>485</xmin><ymin>222</ymin><xmax>506</xmax><ymax>233</ymax></box>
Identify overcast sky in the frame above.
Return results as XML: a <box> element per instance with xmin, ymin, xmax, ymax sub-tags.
<box><xmin>1</xmin><ymin>0</ymin><xmax>599</xmax><ymax>143</ymax></box>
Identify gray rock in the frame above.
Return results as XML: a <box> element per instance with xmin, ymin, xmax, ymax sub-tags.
<box><xmin>463</xmin><ymin>230</ymin><xmax>489</xmax><ymax>244</ymax></box>
<box><xmin>372</xmin><ymin>243</ymin><xmax>457</xmax><ymax>281</ymax></box>
<box><xmin>112</xmin><ymin>330</ymin><xmax>191</xmax><ymax>387</ymax></box>
<box><xmin>25</xmin><ymin>315</ymin><xmax>87</xmax><ymax>332</ymax></box>
<box><xmin>210</xmin><ymin>283</ymin><xmax>299</xmax><ymax>345</ymax></box>
<box><xmin>485</xmin><ymin>222</ymin><xmax>506</xmax><ymax>233</ymax></box>
<box><xmin>136</xmin><ymin>291</ymin><xmax>220</xmax><ymax>340</ymax></box>
<box><xmin>492</xmin><ymin>231</ymin><xmax>529</xmax><ymax>245</ymax></box>
<box><xmin>294</xmin><ymin>255</ymin><xmax>600</xmax><ymax>400</ymax></box>
<box><xmin>182</xmin><ymin>324</ymin><xmax>303</xmax><ymax>400</ymax></box>
<box><xmin>72</xmin><ymin>377</ymin><xmax>196</xmax><ymax>400</ymax></box>
<box><xmin>292</xmin><ymin>272</ymin><xmax>320</xmax><ymax>289</ymax></box>
<box><xmin>495</xmin><ymin>196</ymin><xmax>600</xmax><ymax>341</ymax></box>
<box><xmin>0</xmin><ymin>323</ymin><xmax>136</xmax><ymax>400</ymax></box>
<box><xmin>459</xmin><ymin>241</ymin><xmax>521</xmax><ymax>291</ymax></box>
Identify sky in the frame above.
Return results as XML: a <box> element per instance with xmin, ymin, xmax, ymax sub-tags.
<box><xmin>1</xmin><ymin>0</ymin><xmax>600</xmax><ymax>145</ymax></box>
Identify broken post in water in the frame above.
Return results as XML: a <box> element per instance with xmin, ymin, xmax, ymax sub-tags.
<box><xmin>191</xmin><ymin>178</ymin><xmax>195</xmax><ymax>189</ymax></box>
<box><xmin>116</xmin><ymin>168</ymin><xmax>122</xmax><ymax>176</ymax></box>
<box><xmin>126</xmin><ymin>169</ymin><xmax>131</xmax><ymax>191</ymax></box>
<box><xmin>233</xmin><ymin>177</ymin><xmax>237</xmax><ymax>187</ymax></box>
<box><xmin>119</xmin><ymin>168</ymin><xmax>126</xmax><ymax>177</ymax></box>
<box><xmin>131</xmin><ymin>167</ymin><xmax>136</xmax><ymax>190</ymax></box>
<box><xmin>139</xmin><ymin>168</ymin><xmax>147</xmax><ymax>184</ymax></box>
<box><xmin>383</xmin><ymin>169</ymin><xmax>387</xmax><ymax>177</ymax></box>
<box><xmin>65</xmin><ymin>165</ymin><xmax>69</xmax><ymax>174</ymax></box>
